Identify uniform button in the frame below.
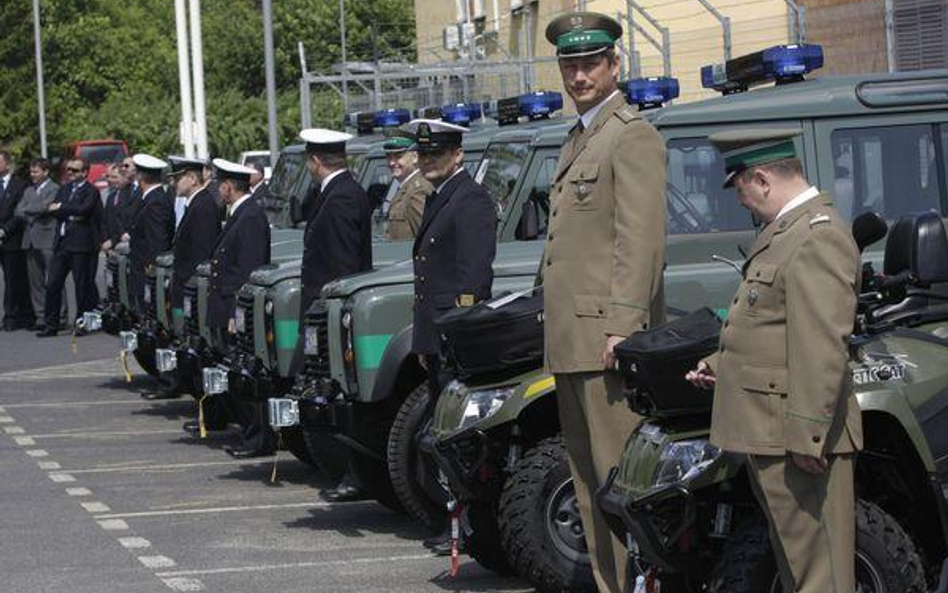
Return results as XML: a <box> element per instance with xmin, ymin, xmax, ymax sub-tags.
<box><xmin>812</xmin><ymin>435</ymin><xmax>821</xmax><ymax>443</ymax></box>
<box><xmin>548</xmin><ymin>234</ymin><xmax>553</xmax><ymax>241</ymax></box>
<box><xmin>732</xmin><ymin>297</ymin><xmax>738</xmax><ymax>304</ymax></box>
<box><xmin>420</xmin><ymin>276</ymin><xmax>426</xmax><ymax>282</ymax></box>
<box><xmin>430</xmin><ymin>237</ymin><xmax>435</xmax><ymax>244</ymax></box>
<box><xmin>552</xmin><ymin>209</ymin><xmax>558</xmax><ymax>217</ymax></box>
<box><xmin>414</xmin><ymin>255</ymin><xmax>419</xmax><ymax>261</ymax></box>
<box><xmin>755</xmin><ymin>270</ymin><xmax>761</xmax><ymax>277</ymax></box>
<box><xmin>421</xmin><ymin>256</ymin><xmax>427</xmax><ymax>262</ymax></box>
<box><xmin>768</xmin><ymin>382</ymin><xmax>776</xmax><ymax>389</ymax></box>
<box><xmin>546</xmin><ymin>258</ymin><xmax>552</xmax><ymax>266</ymax></box>
<box><xmin>724</xmin><ymin>320</ymin><xmax>729</xmax><ymax>328</ymax></box>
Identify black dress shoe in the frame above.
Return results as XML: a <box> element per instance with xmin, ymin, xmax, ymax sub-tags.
<box><xmin>3</xmin><ymin>320</ymin><xmax>16</xmax><ymax>331</ymax></box>
<box><xmin>321</xmin><ymin>485</ymin><xmax>366</xmax><ymax>502</ymax></box>
<box><xmin>224</xmin><ymin>446</ymin><xmax>270</xmax><ymax>459</ymax></box>
<box><xmin>183</xmin><ymin>420</ymin><xmax>200</xmax><ymax>434</ymax></box>
<box><xmin>141</xmin><ymin>391</ymin><xmax>180</xmax><ymax>401</ymax></box>
<box><xmin>423</xmin><ymin>528</ymin><xmax>451</xmax><ymax>549</ymax></box>
<box><xmin>36</xmin><ymin>328</ymin><xmax>58</xmax><ymax>337</ymax></box>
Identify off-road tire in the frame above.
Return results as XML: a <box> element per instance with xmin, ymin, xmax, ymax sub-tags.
<box><xmin>707</xmin><ymin>499</ymin><xmax>926</xmax><ymax>593</ymax></box>
<box><xmin>386</xmin><ymin>384</ymin><xmax>449</xmax><ymax>532</ymax></box>
<box><xmin>498</xmin><ymin>437</ymin><xmax>596</xmax><ymax>593</ymax></box>
<box><xmin>302</xmin><ymin>427</ymin><xmax>347</xmax><ymax>483</ymax></box>
<box><xmin>465</xmin><ymin>502</ymin><xmax>516</xmax><ymax>576</ymax></box>
<box><xmin>348</xmin><ymin>443</ymin><xmax>404</xmax><ymax>514</ymax></box>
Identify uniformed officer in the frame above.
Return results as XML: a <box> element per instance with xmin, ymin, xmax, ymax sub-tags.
<box><xmin>205</xmin><ymin>158</ymin><xmax>271</xmax><ymax>458</ymax></box>
<box><xmin>382</xmin><ymin>131</ymin><xmax>432</xmax><ymax>241</ymax></box>
<box><xmin>408</xmin><ymin>118</ymin><xmax>496</xmax><ymax>399</ymax></box>
<box><xmin>298</xmin><ymin>128</ymin><xmax>374</xmax><ymax>501</ymax></box>
<box><xmin>687</xmin><ymin>129</ymin><xmax>861</xmax><ymax>593</ymax></box>
<box><xmin>124</xmin><ymin>154</ymin><xmax>175</xmax><ymax>311</ymax></box>
<box><xmin>542</xmin><ymin>12</ymin><xmax>667</xmax><ymax>593</ymax></box>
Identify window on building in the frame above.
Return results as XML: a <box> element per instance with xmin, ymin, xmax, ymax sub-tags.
<box><xmin>666</xmin><ymin>138</ymin><xmax>752</xmax><ymax>232</ymax></box>
<box><xmin>831</xmin><ymin>124</ymin><xmax>942</xmax><ymax>220</ymax></box>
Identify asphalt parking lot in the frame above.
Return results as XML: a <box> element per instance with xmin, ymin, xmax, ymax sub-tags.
<box><xmin>0</xmin><ymin>331</ymin><xmax>533</xmax><ymax>593</ymax></box>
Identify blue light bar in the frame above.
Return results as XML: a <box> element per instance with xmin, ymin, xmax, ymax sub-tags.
<box><xmin>440</xmin><ymin>102</ymin><xmax>482</xmax><ymax>125</ymax></box>
<box><xmin>701</xmin><ymin>44</ymin><xmax>824</xmax><ymax>94</ymax></box>
<box><xmin>373</xmin><ymin>108</ymin><xmax>411</xmax><ymax>128</ymax></box>
<box><xmin>627</xmin><ymin>77</ymin><xmax>680</xmax><ymax>109</ymax></box>
<box><xmin>414</xmin><ymin>105</ymin><xmax>442</xmax><ymax>119</ymax></box>
<box><xmin>519</xmin><ymin>91</ymin><xmax>563</xmax><ymax>120</ymax></box>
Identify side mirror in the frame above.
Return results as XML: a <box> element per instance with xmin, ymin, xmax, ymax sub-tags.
<box><xmin>516</xmin><ymin>199</ymin><xmax>540</xmax><ymax>241</ymax></box>
<box><xmin>852</xmin><ymin>211</ymin><xmax>887</xmax><ymax>253</ymax></box>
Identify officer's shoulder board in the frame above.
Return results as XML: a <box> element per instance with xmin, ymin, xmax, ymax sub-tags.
<box><xmin>614</xmin><ymin>104</ymin><xmax>639</xmax><ymax>124</ymax></box>
<box><xmin>809</xmin><ymin>213</ymin><xmax>832</xmax><ymax>228</ymax></box>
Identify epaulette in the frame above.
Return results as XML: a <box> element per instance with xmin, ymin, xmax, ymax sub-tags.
<box><xmin>615</xmin><ymin>105</ymin><xmax>638</xmax><ymax>123</ymax></box>
<box><xmin>809</xmin><ymin>213</ymin><xmax>832</xmax><ymax>227</ymax></box>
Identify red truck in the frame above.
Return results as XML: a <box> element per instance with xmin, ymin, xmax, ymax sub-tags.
<box><xmin>60</xmin><ymin>140</ymin><xmax>130</xmax><ymax>191</ymax></box>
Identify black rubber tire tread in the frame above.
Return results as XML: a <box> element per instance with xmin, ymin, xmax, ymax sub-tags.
<box><xmin>386</xmin><ymin>384</ymin><xmax>448</xmax><ymax>532</ymax></box>
<box><xmin>349</xmin><ymin>449</ymin><xmax>405</xmax><ymax>514</ymax></box>
<box><xmin>498</xmin><ymin>436</ymin><xmax>596</xmax><ymax>593</ymax></box>
<box><xmin>465</xmin><ymin>502</ymin><xmax>516</xmax><ymax>576</ymax></box>
<box><xmin>707</xmin><ymin>499</ymin><xmax>927</xmax><ymax>593</ymax></box>
<box><xmin>301</xmin><ymin>427</ymin><xmax>347</xmax><ymax>483</ymax></box>
<box><xmin>280</xmin><ymin>427</ymin><xmax>317</xmax><ymax>468</ymax></box>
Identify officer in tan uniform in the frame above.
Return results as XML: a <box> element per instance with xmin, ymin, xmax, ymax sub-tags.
<box><xmin>382</xmin><ymin>131</ymin><xmax>432</xmax><ymax>240</ymax></box>
<box><xmin>542</xmin><ymin>12</ymin><xmax>666</xmax><ymax>593</ymax></box>
<box><xmin>687</xmin><ymin>129</ymin><xmax>862</xmax><ymax>593</ymax></box>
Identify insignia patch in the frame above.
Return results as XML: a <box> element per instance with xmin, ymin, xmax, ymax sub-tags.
<box><xmin>458</xmin><ymin>294</ymin><xmax>475</xmax><ymax>307</ymax></box>
<box><xmin>578</xmin><ymin>183</ymin><xmax>589</xmax><ymax>196</ymax></box>
<box><xmin>747</xmin><ymin>288</ymin><xmax>759</xmax><ymax>306</ymax></box>
<box><xmin>809</xmin><ymin>214</ymin><xmax>831</xmax><ymax>227</ymax></box>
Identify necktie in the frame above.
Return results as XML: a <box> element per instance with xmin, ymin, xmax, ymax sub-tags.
<box><xmin>0</xmin><ymin>178</ymin><xmax>6</xmax><ymax>195</ymax></box>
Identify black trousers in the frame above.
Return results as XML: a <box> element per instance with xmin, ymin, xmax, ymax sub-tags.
<box><xmin>44</xmin><ymin>250</ymin><xmax>96</xmax><ymax>330</ymax></box>
<box><xmin>1</xmin><ymin>249</ymin><xmax>35</xmax><ymax>325</ymax></box>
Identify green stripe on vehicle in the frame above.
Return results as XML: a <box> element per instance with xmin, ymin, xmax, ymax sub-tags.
<box><xmin>355</xmin><ymin>334</ymin><xmax>393</xmax><ymax>370</ymax></box>
<box><xmin>716</xmin><ymin>308</ymin><xmax>729</xmax><ymax>320</ymax></box>
<box><xmin>172</xmin><ymin>308</ymin><xmax>184</xmax><ymax>320</ymax></box>
<box><xmin>275</xmin><ymin>319</ymin><xmax>300</xmax><ymax>350</ymax></box>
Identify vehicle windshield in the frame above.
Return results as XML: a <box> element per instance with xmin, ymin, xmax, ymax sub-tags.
<box><xmin>79</xmin><ymin>144</ymin><xmax>127</xmax><ymax>164</ymax></box>
<box><xmin>476</xmin><ymin>141</ymin><xmax>531</xmax><ymax>217</ymax></box>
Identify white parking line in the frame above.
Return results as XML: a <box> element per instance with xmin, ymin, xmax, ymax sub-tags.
<box><xmin>118</xmin><ymin>536</ymin><xmax>152</xmax><ymax>549</ymax></box>
<box><xmin>80</xmin><ymin>501</ymin><xmax>111</xmax><ymax>513</ymax></box>
<box><xmin>3</xmin><ymin>426</ymin><xmax>24</xmax><ymax>434</ymax></box>
<box><xmin>30</xmin><ymin>429</ymin><xmax>185</xmax><ymax>439</ymax></box>
<box><xmin>66</xmin><ymin>458</ymin><xmax>273</xmax><ymax>475</ymax></box>
<box><xmin>48</xmin><ymin>473</ymin><xmax>76</xmax><ymax>483</ymax></box>
<box><xmin>155</xmin><ymin>553</ymin><xmax>434</xmax><ymax>578</ymax></box>
<box><xmin>0</xmin><ymin>416</ymin><xmax>14</xmax><ymax>423</ymax></box>
<box><xmin>97</xmin><ymin>519</ymin><xmax>129</xmax><ymax>531</ymax></box>
<box><xmin>161</xmin><ymin>577</ymin><xmax>205</xmax><ymax>592</ymax></box>
<box><xmin>1</xmin><ymin>400</ymin><xmax>146</xmax><ymax>409</ymax></box>
<box><xmin>13</xmin><ymin>436</ymin><xmax>36</xmax><ymax>446</ymax></box>
<box><xmin>138</xmin><ymin>555</ymin><xmax>177</xmax><ymax>569</ymax></box>
<box><xmin>95</xmin><ymin>500</ymin><xmax>375</xmax><ymax>520</ymax></box>
<box><xmin>26</xmin><ymin>449</ymin><xmax>48</xmax><ymax>457</ymax></box>
<box><xmin>66</xmin><ymin>487</ymin><xmax>92</xmax><ymax>496</ymax></box>
<box><xmin>38</xmin><ymin>461</ymin><xmax>61</xmax><ymax>470</ymax></box>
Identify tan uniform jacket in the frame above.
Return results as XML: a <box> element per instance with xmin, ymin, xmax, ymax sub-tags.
<box><xmin>706</xmin><ymin>195</ymin><xmax>863</xmax><ymax>457</ymax></box>
<box><xmin>542</xmin><ymin>92</ymin><xmax>667</xmax><ymax>373</ymax></box>
<box><xmin>387</xmin><ymin>171</ymin><xmax>432</xmax><ymax>241</ymax></box>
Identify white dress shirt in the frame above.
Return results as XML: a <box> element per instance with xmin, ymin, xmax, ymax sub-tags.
<box><xmin>775</xmin><ymin>186</ymin><xmax>820</xmax><ymax>221</ymax></box>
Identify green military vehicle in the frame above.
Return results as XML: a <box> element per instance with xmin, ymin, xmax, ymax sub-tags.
<box><xmin>426</xmin><ymin>51</ymin><xmax>948</xmax><ymax>592</ymax></box>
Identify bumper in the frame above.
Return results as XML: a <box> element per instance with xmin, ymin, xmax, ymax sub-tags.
<box><xmin>226</xmin><ymin>361</ymin><xmax>279</xmax><ymax>403</ymax></box>
<box><xmin>102</xmin><ymin>303</ymin><xmax>134</xmax><ymax>335</ymax></box>
<box><xmin>429</xmin><ymin>428</ymin><xmax>499</xmax><ymax>502</ymax></box>
<box><xmin>596</xmin><ymin>468</ymin><xmax>700</xmax><ymax>573</ymax></box>
<box><xmin>296</xmin><ymin>394</ymin><xmax>350</xmax><ymax>433</ymax></box>
<box><xmin>175</xmin><ymin>341</ymin><xmax>216</xmax><ymax>398</ymax></box>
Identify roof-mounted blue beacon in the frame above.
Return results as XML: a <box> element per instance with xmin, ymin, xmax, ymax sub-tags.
<box><xmin>440</xmin><ymin>103</ymin><xmax>483</xmax><ymax>126</ymax></box>
<box><xmin>373</xmin><ymin>108</ymin><xmax>411</xmax><ymax>128</ymax></box>
<box><xmin>627</xmin><ymin>77</ymin><xmax>680</xmax><ymax>110</ymax></box>
<box><xmin>701</xmin><ymin>44</ymin><xmax>824</xmax><ymax>95</ymax></box>
<box><xmin>491</xmin><ymin>91</ymin><xmax>564</xmax><ymax>126</ymax></box>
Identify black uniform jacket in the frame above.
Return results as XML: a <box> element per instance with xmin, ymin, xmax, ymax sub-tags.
<box><xmin>411</xmin><ymin>169</ymin><xmax>496</xmax><ymax>354</ymax></box>
<box><xmin>172</xmin><ymin>187</ymin><xmax>221</xmax><ymax>308</ymax></box>
<box><xmin>207</xmin><ymin>197</ymin><xmax>270</xmax><ymax>328</ymax></box>
<box><xmin>0</xmin><ymin>176</ymin><xmax>28</xmax><ymax>252</ymax></box>
<box><xmin>51</xmin><ymin>181</ymin><xmax>102</xmax><ymax>253</ymax></box>
<box><xmin>300</xmin><ymin>171</ymin><xmax>373</xmax><ymax>298</ymax></box>
<box><xmin>128</xmin><ymin>185</ymin><xmax>174</xmax><ymax>298</ymax></box>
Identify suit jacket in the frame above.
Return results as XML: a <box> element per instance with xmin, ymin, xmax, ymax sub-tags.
<box><xmin>411</xmin><ymin>169</ymin><xmax>496</xmax><ymax>354</ymax></box>
<box><xmin>207</xmin><ymin>197</ymin><xmax>270</xmax><ymax>328</ymax></box>
<box><xmin>100</xmin><ymin>185</ymin><xmax>136</xmax><ymax>246</ymax></box>
<box><xmin>15</xmin><ymin>179</ymin><xmax>60</xmax><ymax>250</ymax></box>
<box><xmin>250</xmin><ymin>182</ymin><xmax>270</xmax><ymax>209</ymax></box>
<box><xmin>50</xmin><ymin>181</ymin><xmax>101</xmax><ymax>253</ymax></box>
<box><xmin>301</xmin><ymin>171</ymin><xmax>373</xmax><ymax>297</ymax></box>
<box><xmin>129</xmin><ymin>185</ymin><xmax>175</xmax><ymax>269</ymax></box>
<box><xmin>387</xmin><ymin>171</ymin><xmax>433</xmax><ymax>241</ymax></box>
<box><xmin>172</xmin><ymin>187</ymin><xmax>221</xmax><ymax>307</ymax></box>
<box><xmin>705</xmin><ymin>194</ymin><xmax>862</xmax><ymax>458</ymax></box>
<box><xmin>542</xmin><ymin>92</ymin><xmax>667</xmax><ymax>373</ymax></box>
<box><xmin>0</xmin><ymin>175</ymin><xmax>28</xmax><ymax>252</ymax></box>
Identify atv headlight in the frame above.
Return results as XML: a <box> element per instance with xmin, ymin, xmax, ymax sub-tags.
<box><xmin>458</xmin><ymin>386</ymin><xmax>515</xmax><ymax>430</ymax></box>
<box><xmin>652</xmin><ymin>438</ymin><xmax>721</xmax><ymax>488</ymax></box>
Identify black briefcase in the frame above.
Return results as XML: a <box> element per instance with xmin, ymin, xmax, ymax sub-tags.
<box><xmin>436</xmin><ymin>290</ymin><xmax>544</xmax><ymax>382</ymax></box>
<box><xmin>615</xmin><ymin>308</ymin><xmax>721</xmax><ymax>417</ymax></box>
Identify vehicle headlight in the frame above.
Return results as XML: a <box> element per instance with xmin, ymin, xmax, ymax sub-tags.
<box><xmin>652</xmin><ymin>438</ymin><xmax>721</xmax><ymax>488</ymax></box>
<box><xmin>264</xmin><ymin>299</ymin><xmax>274</xmax><ymax>315</ymax></box>
<box><xmin>458</xmin><ymin>386</ymin><xmax>516</xmax><ymax>430</ymax></box>
<box><xmin>303</xmin><ymin>325</ymin><xmax>320</xmax><ymax>356</ymax></box>
<box><xmin>234</xmin><ymin>306</ymin><xmax>246</xmax><ymax>333</ymax></box>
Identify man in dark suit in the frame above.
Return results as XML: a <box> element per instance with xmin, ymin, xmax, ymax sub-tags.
<box><xmin>124</xmin><ymin>154</ymin><xmax>174</xmax><ymax>311</ymax></box>
<box><xmin>100</xmin><ymin>163</ymin><xmax>134</xmax><ymax>253</ymax></box>
<box><xmin>0</xmin><ymin>150</ymin><xmax>35</xmax><ymax>330</ymax></box>
<box><xmin>15</xmin><ymin>157</ymin><xmax>61</xmax><ymax>330</ymax></box>
<box><xmin>205</xmin><ymin>158</ymin><xmax>270</xmax><ymax>458</ymax></box>
<box><xmin>298</xmin><ymin>128</ymin><xmax>375</xmax><ymax>499</ymax></box>
<box><xmin>408</xmin><ymin>119</ymin><xmax>497</xmax><ymax>554</ymax></box>
<box><xmin>248</xmin><ymin>162</ymin><xmax>269</xmax><ymax>209</ymax></box>
<box><xmin>37</xmin><ymin>158</ymin><xmax>102</xmax><ymax>336</ymax></box>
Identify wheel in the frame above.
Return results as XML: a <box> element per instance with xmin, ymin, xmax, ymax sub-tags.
<box><xmin>465</xmin><ymin>502</ymin><xmax>516</xmax><ymax>576</ymax></box>
<box><xmin>498</xmin><ymin>436</ymin><xmax>596</xmax><ymax>593</ymax></box>
<box><xmin>279</xmin><ymin>427</ymin><xmax>317</xmax><ymax>468</ymax></box>
<box><xmin>386</xmin><ymin>384</ymin><xmax>450</xmax><ymax>532</ymax></box>
<box><xmin>346</xmin><ymin>402</ymin><xmax>405</xmax><ymax>514</ymax></box>
<box><xmin>707</xmin><ymin>499</ymin><xmax>926</xmax><ymax>593</ymax></box>
<box><xmin>302</xmin><ymin>427</ymin><xmax>347</xmax><ymax>483</ymax></box>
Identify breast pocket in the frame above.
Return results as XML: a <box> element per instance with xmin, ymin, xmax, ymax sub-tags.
<box><xmin>566</xmin><ymin>163</ymin><xmax>600</xmax><ymax>211</ymax></box>
<box><xmin>741</xmin><ymin>263</ymin><xmax>779</xmax><ymax>316</ymax></box>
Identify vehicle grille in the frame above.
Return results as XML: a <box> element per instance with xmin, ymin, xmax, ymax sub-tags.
<box><xmin>183</xmin><ymin>286</ymin><xmax>199</xmax><ymax>337</ymax></box>
<box><xmin>106</xmin><ymin>259</ymin><xmax>119</xmax><ymax>303</ymax></box>
<box><xmin>235</xmin><ymin>292</ymin><xmax>255</xmax><ymax>357</ymax></box>
<box><xmin>302</xmin><ymin>303</ymin><xmax>330</xmax><ymax>381</ymax></box>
